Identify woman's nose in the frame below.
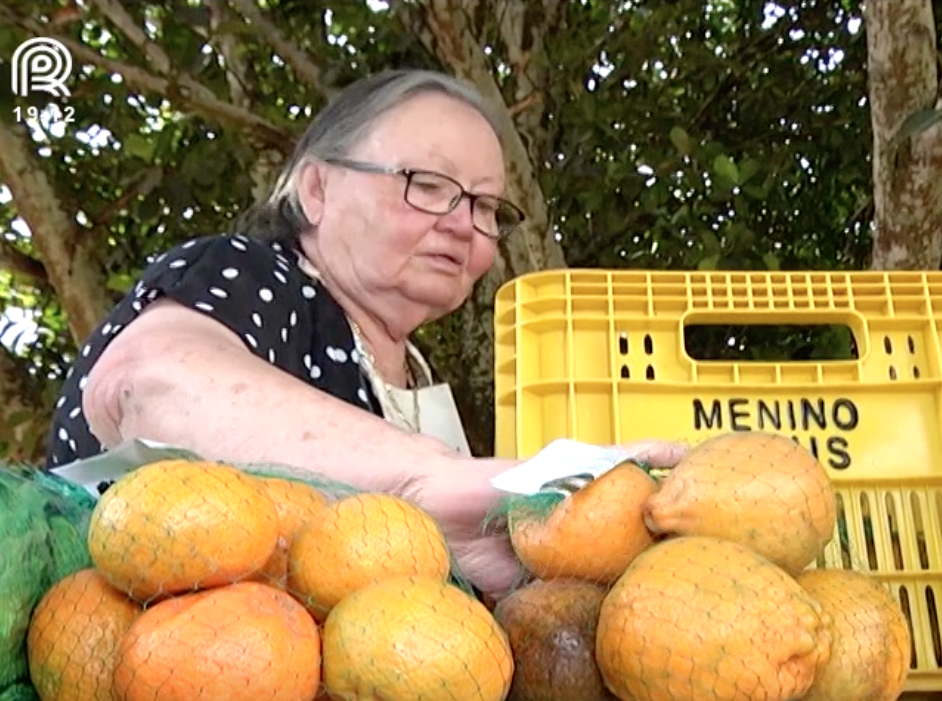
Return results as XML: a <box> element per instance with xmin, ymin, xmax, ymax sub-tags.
<box><xmin>437</xmin><ymin>196</ymin><xmax>476</xmax><ymax>238</ymax></box>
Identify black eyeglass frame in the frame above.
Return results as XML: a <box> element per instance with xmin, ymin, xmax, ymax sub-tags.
<box><xmin>322</xmin><ymin>157</ymin><xmax>526</xmax><ymax>240</ymax></box>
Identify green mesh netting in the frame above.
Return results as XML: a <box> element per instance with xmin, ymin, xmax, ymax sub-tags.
<box><xmin>0</xmin><ymin>463</ymin><xmax>96</xmax><ymax>696</ymax></box>
<box><xmin>1</xmin><ymin>452</ymin><xmax>485</xmax><ymax>701</ymax></box>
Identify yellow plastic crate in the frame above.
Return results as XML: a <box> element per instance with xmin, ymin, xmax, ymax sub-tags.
<box><xmin>493</xmin><ymin>269</ymin><xmax>942</xmax><ymax>691</ymax></box>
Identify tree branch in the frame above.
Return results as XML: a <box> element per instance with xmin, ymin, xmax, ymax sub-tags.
<box><xmin>564</xmin><ymin>211</ymin><xmax>658</xmax><ymax>267</ymax></box>
<box><xmin>394</xmin><ymin>0</ymin><xmax>565</xmax><ymax>275</ymax></box>
<box><xmin>87</xmin><ymin>166</ymin><xmax>165</xmax><ymax>237</ymax></box>
<box><xmin>0</xmin><ymin>119</ymin><xmax>111</xmax><ymax>342</ymax></box>
<box><xmin>87</xmin><ymin>0</ymin><xmax>173</xmax><ymax>74</ymax></box>
<box><xmin>1</xmin><ymin>9</ymin><xmax>293</xmax><ymax>153</ymax></box>
<box><xmin>197</xmin><ymin>0</ymin><xmax>253</xmax><ymax>108</ymax></box>
<box><xmin>78</xmin><ymin>34</ymin><xmax>291</xmax><ymax>149</ymax></box>
<box><xmin>494</xmin><ymin>0</ymin><xmax>564</xmax><ymax>161</ymax></box>
<box><xmin>227</xmin><ymin>0</ymin><xmax>338</xmax><ymax>101</ymax></box>
<box><xmin>0</xmin><ymin>240</ymin><xmax>49</xmax><ymax>285</ymax></box>
<box><xmin>389</xmin><ymin>0</ymin><xmax>568</xmax><ymax>456</ymax></box>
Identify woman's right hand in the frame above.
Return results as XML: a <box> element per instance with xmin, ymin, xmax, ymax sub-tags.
<box><xmin>408</xmin><ymin>457</ymin><xmax>526</xmax><ymax>602</ymax></box>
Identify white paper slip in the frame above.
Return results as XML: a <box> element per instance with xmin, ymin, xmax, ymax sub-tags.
<box><xmin>49</xmin><ymin>438</ymin><xmax>201</xmax><ymax>498</ymax></box>
<box><xmin>489</xmin><ymin>439</ymin><xmax>637</xmax><ymax>496</ymax></box>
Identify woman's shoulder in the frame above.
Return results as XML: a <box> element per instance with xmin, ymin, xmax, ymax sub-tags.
<box><xmin>146</xmin><ymin>232</ymin><xmax>292</xmax><ymax>268</ymax></box>
<box><xmin>136</xmin><ymin>232</ymin><xmax>317</xmax><ymax>290</ymax></box>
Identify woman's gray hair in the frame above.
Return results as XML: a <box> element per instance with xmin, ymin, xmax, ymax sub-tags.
<box><xmin>235</xmin><ymin>69</ymin><xmax>504</xmax><ymax>247</ymax></box>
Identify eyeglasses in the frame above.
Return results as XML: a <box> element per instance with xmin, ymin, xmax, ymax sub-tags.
<box><xmin>323</xmin><ymin>157</ymin><xmax>526</xmax><ymax>240</ymax></box>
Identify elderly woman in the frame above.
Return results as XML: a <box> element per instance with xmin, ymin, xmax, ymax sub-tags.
<box><xmin>44</xmin><ymin>69</ymin><xmax>684</xmax><ymax>599</ymax></box>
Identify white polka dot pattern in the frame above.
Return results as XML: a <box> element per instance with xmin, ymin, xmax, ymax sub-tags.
<box><xmin>45</xmin><ymin>233</ymin><xmax>381</xmax><ymax>470</ymax></box>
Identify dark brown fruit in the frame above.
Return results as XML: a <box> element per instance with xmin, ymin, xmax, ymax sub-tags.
<box><xmin>493</xmin><ymin>578</ymin><xmax>617</xmax><ymax>701</ymax></box>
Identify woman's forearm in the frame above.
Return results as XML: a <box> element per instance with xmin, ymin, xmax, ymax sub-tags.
<box><xmin>84</xmin><ymin>330</ymin><xmax>458</xmax><ymax>495</ymax></box>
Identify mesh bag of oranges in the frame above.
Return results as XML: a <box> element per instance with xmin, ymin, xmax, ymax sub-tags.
<box><xmin>0</xmin><ymin>462</ymin><xmax>98</xmax><ymax>701</ymax></box>
<box><xmin>485</xmin><ymin>432</ymin><xmax>913</xmax><ymax>701</ymax></box>
<box><xmin>6</xmin><ymin>441</ymin><xmax>512</xmax><ymax>701</ymax></box>
<box><xmin>5</xmin><ymin>432</ymin><xmax>917</xmax><ymax>701</ymax></box>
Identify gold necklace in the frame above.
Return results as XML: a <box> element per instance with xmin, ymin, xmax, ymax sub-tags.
<box><xmin>349</xmin><ymin>320</ymin><xmax>421</xmax><ymax>432</ymax></box>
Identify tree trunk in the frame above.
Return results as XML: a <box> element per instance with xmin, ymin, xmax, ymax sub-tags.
<box><xmin>0</xmin><ymin>347</ymin><xmax>49</xmax><ymax>464</ymax></box>
<box><xmin>0</xmin><ymin>121</ymin><xmax>112</xmax><ymax>343</ymax></box>
<box><xmin>400</xmin><ymin>0</ymin><xmax>567</xmax><ymax>456</ymax></box>
<box><xmin>865</xmin><ymin>0</ymin><xmax>942</xmax><ymax>270</ymax></box>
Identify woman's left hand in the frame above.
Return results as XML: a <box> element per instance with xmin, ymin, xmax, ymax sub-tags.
<box><xmin>410</xmin><ymin>440</ymin><xmax>689</xmax><ymax>602</ymax></box>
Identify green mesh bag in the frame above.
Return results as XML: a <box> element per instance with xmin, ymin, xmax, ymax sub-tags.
<box><xmin>14</xmin><ymin>443</ymin><xmax>499</xmax><ymax>701</ymax></box>
<box><xmin>0</xmin><ymin>462</ymin><xmax>96</xmax><ymax>696</ymax></box>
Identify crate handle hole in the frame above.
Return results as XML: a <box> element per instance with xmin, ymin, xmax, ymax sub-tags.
<box><xmin>644</xmin><ymin>334</ymin><xmax>654</xmax><ymax>355</ymax></box>
<box><xmin>888</xmin><ymin>366</ymin><xmax>898</xmax><ymax>380</ymax></box>
<box><xmin>620</xmin><ymin>365</ymin><xmax>630</xmax><ymax>379</ymax></box>
<box><xmin>683</xmin><ymin>323</ymin><xmax>859</xmax><ymax>361</ymax></box>
<box><xmin>926</xmin><ymin>585</ymin><xmax>941</xmax><ymax>667</ymax></box>
<box><xmin>618</xmin><ymin>334</ymin><xmax>629</xmax><ymax>355</ymax></box>
<box><xmin>645</xmin><ymin>365</ymin><xmax>656</xmax><ymax>380</ymax></box>
<box><xmin>884</xmin><ymin>336</ymin><xmax>893</xmax><ymax>354</ymax></box>
<box><xmin>908</xmin><ymin>335</ymin><xmax>916</xmax><ymax>354</ymax></box>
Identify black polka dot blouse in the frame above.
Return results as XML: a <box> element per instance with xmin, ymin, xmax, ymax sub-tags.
<box><xmin>44</xmin><ymin>233</ymin><xmax>384</xmax><ymax>471</ymax></box>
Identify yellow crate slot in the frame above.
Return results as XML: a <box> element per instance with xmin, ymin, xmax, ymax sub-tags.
<box><xmin>493</xmin><ymin>269</ymin><xmax>942</xmax><ymax>690</ymax></box>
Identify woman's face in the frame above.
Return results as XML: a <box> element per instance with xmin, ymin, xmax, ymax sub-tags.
<box><xmin>301</xmin><ymin>92</ymin><xmax>507</xmax><ymax>322</ymax></box>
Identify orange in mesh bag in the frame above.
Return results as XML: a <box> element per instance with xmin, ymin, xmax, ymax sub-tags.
<box><xmin>322</xmin><ymin>576</ymin><xmax>513</xmax><ymax>701</ymax></box>
<box><xmin>287</xmin><ymin>492</ymin><xmax>452</xmax><ymax>621</ymax></box>
<box><xmin>252</xmin><ymin>477</ymin><xmax>330</xmax><ymax>590</ymax></box>
<box><xmin>493</xmin><ymin>578</ymin><xmax>616</xmax><ymax>701</ymax></box>
<box><xmin>595</xmin><ymin>536</ymin><xmax>832</xmax><ymax>701</ymax></box>
<box><xmin>26</xmin><ymin>568</ymin><xmax>141</xmax><ymax>701</ymax></box>
<box><xmin>112</xmin><ymin>580</ymin><xmax>321</xmax><ymax>701</ymax></box>
<box><xmin>505</xmin><ymin>460</ymin><xmax>658</xmax><ymax>586</ymax></box>
<box><xmin>642</xmin><ymin>430</ymin><xmax>837</xmax><ymax>575</ymax></box>
<box><xmin>86</xmin><ymin>460</ymin><xmax>281</xmax><ymax>603</ymax></box>
<box><xmin>796</xmin><ymin>569</ymin><xmax>911</xmax><ymax>701</ymax></box>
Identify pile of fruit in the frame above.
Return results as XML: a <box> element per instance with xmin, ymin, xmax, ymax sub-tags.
<box><xmin>498</xmin><ymin>430</ymin><xmax>912</xmax><ymax>701</ymax></box>
<box><xmin>25</xmin><ymin>461</ymin><xmax>511</xmax><ymax>701</ymax></box>
<box><xmin>18</xmin><ymin>430</ymin><xmax>912</xmax><ymax>701</ymax></box>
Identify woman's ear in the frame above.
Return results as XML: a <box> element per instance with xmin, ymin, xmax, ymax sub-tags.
<box><xmin>297</xmin><ymin>161</ymin><xmax>327</xmax><ymax>226</ymax></box>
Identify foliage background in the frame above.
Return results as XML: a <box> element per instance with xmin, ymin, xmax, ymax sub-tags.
<box><xmin>0</xmin><ymin>0</ymin><xmax>940</xmax><ymax>460</ymax></box>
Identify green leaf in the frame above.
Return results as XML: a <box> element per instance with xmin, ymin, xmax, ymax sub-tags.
<box><xmin>106</xmin><ymin>272</ymin><xmax>135</xmax><ymax>294</ymax></box>
<box><xmin>122</xmin><ymin>134</ymin><xmax>154</xmax><ymax>161</ymax></box>
<box><xmin>763</xmin><ymin>253</ymin><xmax>781</xmax><ymax>271</ymax></box>
<box><xmin>670</xmin><ymin>204</ymin><xmax>690</xmax><ymax>224</ymax></box>
<box><xmin>698</xmin><ymin>254</ymin><xmax>720</xmax><ymax>270</ymax></box>
<box><xmin>894</xmin><ymin>109</ymin><xmax>942</xmax><ymax>144</ymax></box>
<box><xmin>738</xmin><ymin>158</ymin><xmax>761</xmax><ymax>184</ymax></box>
<box><xmin>743</xmin><ymin>184</ymin><xmax>768</xmax><ymax>200</ymax></box>
<box><xmin>700</xmin><ymin>229</ymin><xmax>721</xmax><ymax>253</ymax></box>
<box><xmin>727</xmin><ymin>223</ymin><xmax>755</xmax><ymax>250</ymax></box>
<box><xmin>669</xmin><ymin>126</ymin><xmax>693</xmax><ymax>155</ymax></box>
<box><xmin>713</xmin><ymin>154</ymin><xmax>739</xmax><ymax>185</ymax></box>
